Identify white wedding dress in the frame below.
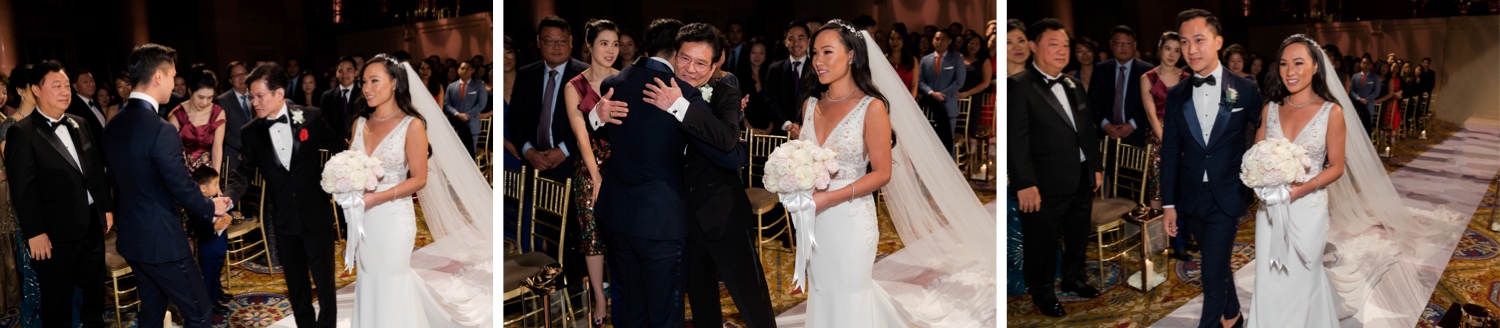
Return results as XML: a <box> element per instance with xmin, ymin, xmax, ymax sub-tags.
<box><xmin>797</xmin><ymin>96</ymin><xmax>911</xmax><ymax>327</ymax></box>
<box><xmin>1246</xmin><ymin>101</ymin><xmax>1340</xmax><ymax>327</ymax></box>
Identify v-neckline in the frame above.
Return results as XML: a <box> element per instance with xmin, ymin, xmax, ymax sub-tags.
<box><xmin>362</xmin><ymin>117</ymin><xmax>403</xmax><ymax>158</ymax></box>
<box><xmin>813</xmin><ymin>99</ymin><xmax>861</xmax><ymax>148</ymax></box>
<box><xmin>1278</xmin><ymin>101</ymin><xmax>1324</xmax><ymax>144</ymax></box>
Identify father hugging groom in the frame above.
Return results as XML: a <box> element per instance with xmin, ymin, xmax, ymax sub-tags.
<box><xmin>1160</xmin><ymin>9</ymin><xmax>1262</xmax><ymax>328</ymax></box>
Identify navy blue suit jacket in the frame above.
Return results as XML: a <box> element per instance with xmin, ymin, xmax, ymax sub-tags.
<box><xmin>1160</xmin><ymin>69</ymin><xmax>1263</xmax><ymax>218</ymax></box>
<box><xmin>591</xmin><ymin>57</ymin><xmax>739</xmax><ymax>241</ymax></box>
<box><xmin>103</xmin><ymin>98</ymin><xmax>218</xmax><ymax>264</ymax></box>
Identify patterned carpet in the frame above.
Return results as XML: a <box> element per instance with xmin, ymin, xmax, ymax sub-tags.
<box><xmin>1004</xmin><ymin>119</ymin><xmax>1490</xmax><ymax>327</ymax></box>
<box><xmin>0</xmin><ymin>206</ymin><xmax>436</xmax><ymax>328</ymax></box>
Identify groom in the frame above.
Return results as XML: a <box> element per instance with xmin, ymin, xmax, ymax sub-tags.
<box><xmin>586</xmin><ymin>19</ymin><xmax>743</xmax><ymax>327</ymax></box>
<box><xmin>1161</xmin><ymin>9</ymin><xmax>1262</xmax><ymax>328</ymax></box>
<box><xmin>226</xmin><ymin>63</ymin><xmax>345</xmax><ymax>328</ymax></box>
<box><xmin>102</xmin><ymin>44</ymin><xmax>233</xmax><ymax>328</ymax></box>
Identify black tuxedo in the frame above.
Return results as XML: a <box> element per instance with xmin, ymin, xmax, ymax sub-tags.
<box><xmin>1160</xmin><ymin>66</ymin><xmax>1262</xmax><ymax>328</ymax></box>
<box><xmin>1007</xmin><ymin>65</ymin><xmax>1103</xmax><ymax>303</ymax></box>
<box><xmin>591</xmin><ymin>57</ymin><xmax>739</xmax><ymax>328</ymax></box>
<box><xmin>66</xmin><ymin>94</ymin><xmax>107</xmax><ymax>141</ymax></box>
<box><xmin>102</xmin><ymin>98</ymin><xmax>219</xmax><ymax>328</ymax></box>
<box><xmin>6</xmin><ymin>109</ymin><xmax>114</xmax><ymax>328</ymax></box>
<box><xmin>679</xmin><ymin>80</ymin><xmax>775</xmax><ymax>328</ymax></box>
<box><xmin>319</xmin><ymin>85</ymin><xmax>367</xmax><ymax>139</ymax></box>
<box><xmin>763</xmin><ymin>57</ymin><xmax>813</xmax><ymax>135</ymax></box>
<box><xmin>1088</xmin><ymin>58</ymin><xmax>1154</xmax><ymax>147</ymax></box>
<box><xmin>227</xmin><ymin>105</ymin><xmax>345</xmax><ymax>328</ymax></box>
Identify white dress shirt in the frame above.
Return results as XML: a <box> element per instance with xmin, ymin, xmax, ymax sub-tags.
<box><xmin>1194</xmin><ymin>64</ymin><xmax>1224</xmax><ymax>182</ymax></box>
<box><xmin>77</xmin><ymin>94</ymin><xmax>106</xmax><ymax>127</ymax></box>
<box><xmin>267</xmin><ymin>104</ymin><xmax>293</xmax><ymax>168</ymax></box>
<box><xmin>37</xmin><ymin>110</ymin><xmax>92</xmax><ymax>204</ymax></box>
<box><xmin>1032</xmin><ymin>63</ymin><xmax>1087</xmax><ymax>162</ymax></box>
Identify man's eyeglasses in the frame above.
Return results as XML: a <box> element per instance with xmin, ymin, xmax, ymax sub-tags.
<box><xmin>540</xmin><ymin>38</ymin><xmax>569</xmax><ymax>48</ymax></box>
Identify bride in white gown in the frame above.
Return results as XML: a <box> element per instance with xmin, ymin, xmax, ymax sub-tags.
<box><xmin>346</xmin><ymin>54</ymin><xmax>492</xmax><ymax>327</ymax></box>
<box><xmin>1244</xmin><ymin>34</ymin><xmax>1463</xmax><ymax>326</ymax></box>
<box><xmin>776</xmin><ymin>20</ymin><xmax>996</xmax><ymax>328</ymax></box>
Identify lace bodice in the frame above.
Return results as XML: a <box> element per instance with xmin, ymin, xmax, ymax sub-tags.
<box><xmin>802</xmin><ymin>96</ymin><xmax>874</xmax><ymax>188</ymax></box>
<box><xmin>354</xmin><ymin>116</ymin><xmax>416</xmax><ymax>190</ymax></box>
<box><xmin>1267</xmin><ymin>101</ymin><xmax>1333</xmax><ymax>182</ymax></box>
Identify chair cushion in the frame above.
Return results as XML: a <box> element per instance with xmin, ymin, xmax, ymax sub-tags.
<box><xmin>104</xmin><ymin>232</ymin><xmax>130</xmax><ymax>273</ymax></box>
<box><xmin>509</xmin><ymin>251</ymin><xmax>557</xmax><ymax>268</ymax></box>
<box><xmin>227</xmin><ymin>218</ymin><xmax>260</xmax><ymax>238</ymax></box>
<box><xmin>1091</xmin><ymin>197</ymin><xmax>1136</xmax><ymax>227</ymax></box>
<box><xmin>746</xmin><ymin>188</ymin><xmax>779</xmax><ymax>215</ymax></box>
<box><xmin>502</xmin><ymin>259</ymin><xmax>541</xmax><ymax>293</ymax></box>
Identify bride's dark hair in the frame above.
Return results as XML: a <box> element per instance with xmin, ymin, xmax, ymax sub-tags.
<box><xmin>800</xmin><ymin>19</ymin><xmax>888</xmax><ymax>114</ymax></box>
<box><xmin>1263</xmin><ymin>34</ymin><xmax>1337</xmax><ymax>106</ymax></box>
<box><xmin>359</xmin><ymin>53</ymin><xmax>426</xmax><ymax>127</ymax></box>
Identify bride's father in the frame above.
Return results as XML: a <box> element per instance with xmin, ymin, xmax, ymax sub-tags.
<box><xmin>1161</xmin><ymin>9</ymin><xmax>1262</xmax><ymax>328</ymax></box>
<box><xmin>103</xmin><ymin>43</ymin><xmax>232</xmax><ymax>328</ymax></box>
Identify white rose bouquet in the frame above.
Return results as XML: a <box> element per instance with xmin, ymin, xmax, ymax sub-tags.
<box><xmin>320</xmin><ymin>150</ymin><xmax>385</xmax><ymax>271</ymax></box>
<box><xmin>760</xmin><ymin>139</ymin><xmax>838</xmax><ymax>291</ymax></box>
<box><xmin>1239</xmin><ymin>137</ymin><xmax>1314</xmax><ymax>270</ymax></box>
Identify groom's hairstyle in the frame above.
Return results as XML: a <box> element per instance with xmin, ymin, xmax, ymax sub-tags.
<box><xmin>643</xmin><ymin>18</ymin><xmax>685</xmax><ymax>58</ymax></box>
<box><xmin>246</xmin><ymin>63</ymin><xmax>288</xmax><ymax>93</ymax></box>
<box><xmin>1176</xmin><ymin>9</ymin><xmax>1222</xmax><ymax>36</ymax></box>
<box><xmin>127</xmin><ymin>43</ymin><xmax>176</xmax><ymax>89</ymax></box>
<box><xmin>1025</xmin><ymin>18</ymin><xmax>1065</xmax><ymax>43</ymax></box>
<box><xmin>676</xmin><ymin>23</ymin><xmax>723</xmax><ymax>63</ymax></box>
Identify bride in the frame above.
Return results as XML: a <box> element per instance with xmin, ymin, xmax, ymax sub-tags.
<box><xmin>1245</xmin><ymin>34</ymin><xmax>1461</xmax><ymax>326</ymax></box>
<box><xmin>347</xmin><ymin>54</ymin><xmax>493</xmax><ymax>327</ymax></box>
<box><xmin>777</xmin><ymin>20</ymin><xmax>995</xmax><ymax>327</ymax></box>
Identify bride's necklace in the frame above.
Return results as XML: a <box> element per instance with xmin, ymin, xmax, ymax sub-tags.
<box><xmin>372</xmin><ymin>111</ymin><xmax>399</xmax><ymax>122</ymax></box>
<box><xmin>824</xmin><ymin>89</ymin><xmax>857</xmax><ymax>102</ymax></box>
<box><xmin>1286</xmin><ymin>96</ymin><xmax>1316</xmax><ymax>107</ymax></box>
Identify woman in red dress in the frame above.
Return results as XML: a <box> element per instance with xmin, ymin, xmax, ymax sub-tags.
<box><xmin>1140</xmin><ymin>31</ymin><xmax>1190</xmax><ymax>210</ymax></box>
<box><xmin>561</xmin><ymin>19</ymin><xmax>620</xmax><ymax>327</ymax></box>
<box><xmin>167</xmin><ymin>69</ymin><xmax>228</xmax><ymax>172</ymax></box>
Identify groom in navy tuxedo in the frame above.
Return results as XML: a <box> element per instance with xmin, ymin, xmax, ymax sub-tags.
<box><xmin>1161</xmin><ymin>10</ymin><xmax>1262</xmax><ymax>328</ymax></box>
<box><xmin>586</xmin><ymin>19</ymin><xmax>742</xmax><ymax>328</ymax></box>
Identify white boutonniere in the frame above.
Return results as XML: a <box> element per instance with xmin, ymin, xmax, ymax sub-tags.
<box><xmin>291</xmin><ymin>109</ymin><xmax>306</xmax><ymax>125</ymax></box>
<box><xmin>699</xmin><ymin>85</ymin><xmax>714</xmax><ymax>102</ymax></box>
<box><xmin>1062</xmin><ymin>78</ymin><xmax>1076</xmax><ymax>90</ymax></box>
<box><xmin>65</xmin><ymin>117</ymin><xmax>79</xmax><ymax>130</ymax></box>
<box><xmin>1226</xmin><ymin>88</ymin><xmax>1239</xmax><ymax>105</ymax></box>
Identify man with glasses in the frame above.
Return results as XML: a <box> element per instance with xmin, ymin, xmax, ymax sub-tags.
<box><xmin>1089</xmin><ymin>25</ymin><xmax>1152</xmax><ymax>150</ymax></box>
<box><xmin>216</xmin><ymin>61</ymin><xmax>254</xmax><ymax>190</ymax></box>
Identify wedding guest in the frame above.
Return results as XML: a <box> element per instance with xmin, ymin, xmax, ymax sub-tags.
<box><xmin>0</xmin><ymin>67</ymin><xmax>43</xmax><ymax>328</ymax></box>
<box><xmin>806</xmin><ymin>18</ymin><xmax>824</xmax><ymax>35</ymax></box>
<box><xmin>885</xmin><ymin>28</ymin><xmax>921</xmax><ymax>98</ymax></box>
<box><xmin>114</xmin><ymin>72</ymin><xmax>133</xmax><ymax>105</ymax></box>
<box><xmin>353</xmin><ymin>53</ymin><xmax>367</xmax><ymax>70</ymax></box>
<box><xmin>617</xmin><ymin>32</ymin><xmax>639</xmax><ymax>70</ymax></box>
<box><xmin>1419</xmin><ymin>57</ymin><xmax>1436</xmax><ymax>95</ymax></box>
<box><xmin>215</xmin><ymin>61</ymin><xmax>253</xmax><ymax>183</ymax></box>
<box><xmin>1089</xmin><ymin>25</ymin><xmax>1152</xmax><ymax>149</ymax></box>
<box><xmin>174</xmin><ymin>76</ymin><xmax>188</xmax><ymax>97</ymax></box>
<box><xmin>6</xmin><ymin>60</ymin><xmax>114</xmax><ymax>328</ymax></box>
<box><xmin>419</xmin><ymin>60</ymin><xmax>446</xmax><ymax>107</ymax></box>
<box><xmin>294</xmin><ymin>72</ymin><xmax>320</xmax><ymax>107</ymax></box>
<box><xmin>959</xmin><ymin>35</ymin><xmax>995</xmax><ymax>102</ymax></box>
<box><xmin>724</xmin><ymin>19</ymin><xmax>749</xmax><ymax>74</ymax></box>
<box><xmin>1349</xmin><ymin>57</ymin><xmax>1382</xmax><ymax>132</ymax></box>
<box><xmin>501</xmin><ymin>35</ymin><xmax>521</xmax><ymax>168</ymax></box>
<box><xmin>765</xmin><ymin>20</ymin><xmax>812</xmax><ymax>137</ymax></box>
<box><xmin>1063</xmin><ymin>37</ymin><xmax>1096</xmax><ymax>91</ymax></box>
<box><xmin>1248</xmin><ymin>53</ymin><xmax>1264</xmax><ymax>84</ymax></box>
<box><xmin>189</xmin><ymin>165</ymin><xmax>233</xmax><ymax>314</ymax></box>
<box><xmin>561</xmin><ymin>19</ymin><xmax>619</xmax><ymax>325</ymax></box>
<box><xmin>319</xmin><ymin>56</ymin><xmax>365</xmax><ymax>139</ymax></box>
<box><xmin>1225</xmin><ymin>44</ymin><xmax>1253</xmax><ymax>81</ymax></box>
<box><xmin>285</xmin><ymin>58</ymin><xmax>303</xmax><ymax>94</ymax></box>
<box><xmin>710</xmin><ymin>36</ymin><xmax>741</xmax><ymax>91</ymax></box>
<box><xmin>948</xmin><ymin>22</ymin><xmax>965</xmax><ymax>42</ymax></box>
<box><xmin>168</xmin><ymin>69</ymin><xmax>228</xmax><ymax>173</ymax></box>
<box><xmin>446</xmin><ymin>62</ymin><xmax>488</xmax><ymax>155</ymax></box>
<box><xmin>1375</xmin><ymin>60</ymin><xmax>1405</xmax><ymax>149</ymax></box>
<box><xmin>739</xmin><ymin>36</ymin><xmax>774</xmax><ymax>133</ymax></box>
<box><xmin>1139</xmin><ymin>31</ymin><xmax>1195</xmax><ymax>260</ymax></box>
<box><xmin>920</xmin><ymin>30</ymin><xmax>965</xmax><ymax>155</ymax></box>
<box><xmin>918</xmin><ymin>34</ymin><xmax>933</xmax><ymax>56</ymax></box>
<box><xmin>1006</xmin><ymin>19</ymin><xmax>1029</xmax><ymax>77</ymax></box>
<box><xmin>66</xmin><ymin>69</ymin><xmax>107</xmax><ymax>139</ymax></box>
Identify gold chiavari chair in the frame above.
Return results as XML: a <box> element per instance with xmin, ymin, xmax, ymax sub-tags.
<box><xmin>505</xmin><ymin>176</ymin><xmax>574</xmax><ymax>328</ymax></box>
<box><xmin>223</xmin><ymin>167</ymin><xmax>269</xmax><ymax>289</ymax></box>
<box><xmin>1418</xmin><ymin>93</ymin><xmax>1434</xmax><ymax>139</ymax></box>
<box><xmin>1402</xmin><ymin>97</ymin><xmax>1417</xmax><ymax>139</ymax></box>
<box><xmin>477</xmin><ymin>117</ymin><xmax>493</xmax><ymax>180</ymax></box>
<box><xmin>105</xmin><ymin>232</ymin><xmax>138</xmax><ymax>328</ymax></box>
<box><xmin>954</xmin><ymin>97</ymin><xmax>973</xmax><ymax>172</ymax></box>
<box><xmin>502</xmin><ymin>166</ymin><xmax>528</xmax><ymax>256</ymax></box>
<box><xmin>745</xmin><ymin>133</ymin><xmax>793</xmax><ymax>264</ymax></box>
<box><xmin>1091</xmin><ymin>140</ymin><xmax>1154</xmax><ymax>284</ymax></box>
<box><xmin>1096</xmin><ymin>137</ymin><xmax>1113</xmax><ymax>199</ymax></box>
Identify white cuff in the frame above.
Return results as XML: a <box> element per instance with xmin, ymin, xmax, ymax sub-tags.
<box><xmin>1162</xmin><ymin>205</ymin><xmax>1175</xmax><ymax>209</ymax></box>
<box><xmin>782</xmin><ymin>121</ymin><xmax>796</xmax><ymax>131</ymax></box>
<box><xmin>588</xmin><ymin>103</ymin><xmax>606</xmax><ymax>129</ymax></box>
<box><xmin>521</xmin><ymin>142</ymin><xmax>535</xmax><ymax>155</ymax></box>
<box><xmin>557</xmin><ymin>143</ymin><xmax>571</xmax><ymax>157</ymax></box>
<box><xmin>1129</xmin><ymin>119</ymin><xmax>1137</xmax><ymax>129</ymax></box>
<box><xmin>668</xmin><ymin>97</ymin><xmax>689</xmax><ymax>122</ymax></box>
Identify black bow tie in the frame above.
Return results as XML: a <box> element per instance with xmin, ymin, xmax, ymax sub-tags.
<box><xmin>1042</xmin><ymin>77</ymin><xmax>1064</xmax><ymax>88</ymax></box>
<box><xmin>268</xmin><ymin>115</ymin><xmax>289</xmax><ymax>125</ymax></box>
<box><xmin>47</xmin><ymin>120</ymin><xmax>68</xmax><ymax>130</ymax></box>
<box><xmin>1191</xmin><ymin>75</ymin><xmax>1217</xmax><ymax>87</ymax></box>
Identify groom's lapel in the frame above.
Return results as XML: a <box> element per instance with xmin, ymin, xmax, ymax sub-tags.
<box><xmin>1180</xmin><ymin>89</ymin><xmax>1207</xmax><ymax>148</ymax></box>
<box><xmin>1208</xmin><ymin>77</ymin><xmax>1234</xmax><ymax>150</ymax></box>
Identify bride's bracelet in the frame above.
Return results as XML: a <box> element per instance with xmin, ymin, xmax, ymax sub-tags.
<box><xmin>1312</xmin><ymin>176</ymin><xmax>1322</xmax><ymax>190</ymax></box>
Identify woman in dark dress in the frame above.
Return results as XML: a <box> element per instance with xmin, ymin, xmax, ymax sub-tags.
<box><xmin>561</xmin><ymin>19</ymin><xmax>620</xmax><ymax>327</ymax></box>
<box><xmin>738</xmin><ymin>36</ymin><xmax>776</xmax><ymax>134</ymax></box>
<box><xmin>1140</xmin><ymin>31</ymin><xmax>1193</xmax><ymax>260</ymax></box>
<box><xmin>1</xmin><ymin>65</ymin><xmax>42</xmax><ymax>328</ymax></box>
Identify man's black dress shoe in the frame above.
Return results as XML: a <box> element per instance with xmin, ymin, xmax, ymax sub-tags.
<box><xmin>1060</xmin><ymin>282</ymin><xmax>1102</xmax><ymax>299</ymax></box>
<box><xmin>1034</xmin><ymin>298</ymin><xmax>1066</xmax><ymax>317</ymax></box>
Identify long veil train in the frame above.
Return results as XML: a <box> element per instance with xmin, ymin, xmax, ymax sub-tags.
<box><xmin>399</xmin><ymin>61</ymin><xmax>494</xmax><ymax>326</ymax></box>
<box><xmin>778</xmin><ymin>29</ymin><xmax>997</xmax><ymax>327</ymax></box>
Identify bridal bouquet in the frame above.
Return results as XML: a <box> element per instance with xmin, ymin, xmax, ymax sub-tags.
<box><xmin>761</xmin><ymin>140</ymin><xmax>838</xmax><ymax>291</ymax></box>
<box><xmin>1240</xmin><ymin>137</ymin><xmax>1313</xmax><ymax>270</ymax></box>
<box><xmin>320</xmin><ymin>150</ymin><xmax>385</xmax><ymax>272</ymax></box>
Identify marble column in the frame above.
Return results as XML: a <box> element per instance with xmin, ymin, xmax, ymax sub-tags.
<box><xmin>0</xmin><ymin>0</ymin><xmax>18</xmax><ymax>73</ymax></box>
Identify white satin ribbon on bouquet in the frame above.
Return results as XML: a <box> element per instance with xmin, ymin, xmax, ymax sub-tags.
<box><xmin>779</xmin><ymin>190</ymin><xmax>818</xmax><ymax>292</ymax></box>
<box><xmin>1255</xmin><ymin>184</ymin><xmax>1309</xmax><ymax>271</ymax></box>
<box><xmin>333</xmin><ymin>192</ymin><xmax>367</xmax><ymax>273</ymax></box>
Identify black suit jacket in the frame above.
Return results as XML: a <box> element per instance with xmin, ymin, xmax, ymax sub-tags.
<box><xmin>1160</xmin><ymin>69</ymin><xmax>1263</xmax><ymax>217</ymax></box>
<box><xmin>1088</xmin><ymin>58</ymin><xmax>1154</xmax><ymax>146</ymax></box>
<box><xmin>6</xmin><ymin>110</ymin><xmax>114</xmax><ymax>243</ymax></box>
<box><xmin>66</xmin><ymin>94</ymin><xmax>106</xmax><ymax>141</ymax></box>
<box><xmin>1008</xmin><ymin>65</ymin><xmax>1103</xmax><ymax>197</ymax></box>
<box><xmin>763</xmin><ymin>58</ymin><xmax>813</xmax><ymax>134</ymax></box>
<box><xmin>319</xmin><ymin>86</ymin><xmax>367</xmax><ymax>139</ymax></box>
<box><xmin>591</xmin><ymin>57</ymin><xmax>740</xmax><ymax>241</ymax></box>
<box><xmin>101</xmin><ymin>99</ymin><xmax>212</xmax><ymax>264</ymax></box>
<box><xmin>227</xmin><ymin>105</ymin><xmax>346</xmax><ymax>238</ymax></box>
<box><xmin>683</xmin><ymin>79</ymin><xmax>752</xmax><ymax>240</ymax></box>
<box><xmin>505</xmin><ymin>58</ymin><xmax>588</xmax><ymax>180</ymax></box>
<box><xmin>216</xmin><ymin>91</ymin><xmax>254</xmax><ymax>170</ymax></box>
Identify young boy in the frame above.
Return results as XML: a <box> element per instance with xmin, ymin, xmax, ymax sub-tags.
<box><xmin>192</xmin><ymin>167</ymin><xmax>234</xmax><ymax>314</ymax></box>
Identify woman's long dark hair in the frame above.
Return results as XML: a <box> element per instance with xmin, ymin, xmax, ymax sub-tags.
<box><xmin>799</xmin><ymin>19</ymin><xmax>888</xmax><ymax>114</ymax></box>
<box><xmin>737</xmin><ymin>36</ymin><xmax>773</xmax><ymax>95</ymax></box>
<box><xmin>1262</xmin><ymin>34</ymin><xmax>1337</xmax><ymax>106</ymax></box>
<box><xmin>359</xmin><ymin>54</ymin><xmax>426</xmax><ymax>127</ymax></box>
